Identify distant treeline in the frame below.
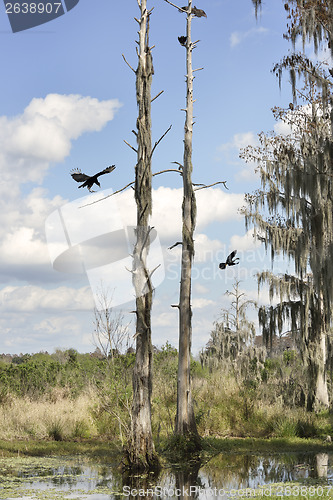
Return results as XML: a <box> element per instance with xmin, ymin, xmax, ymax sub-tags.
<box><xmin>0</xmin><ymin>348</ymin><xmax>135</xmax><ymax>400</ymax></box>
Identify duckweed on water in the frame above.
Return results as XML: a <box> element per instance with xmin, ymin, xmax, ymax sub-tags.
<box><xmin>0</xmin><ymin>455</ymin><xmax>123</xmax><ymax>499</ymax></box>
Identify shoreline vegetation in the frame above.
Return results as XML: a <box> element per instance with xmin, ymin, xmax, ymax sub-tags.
<box><xmin>0</xmin><ymin>346</ymin><xmax>332</xmax><ymax>464</ymax></box>
<box><xmin>0</xmin><ymin>436</ymin><xmax>332</xmax><ymax>460</ymax></box>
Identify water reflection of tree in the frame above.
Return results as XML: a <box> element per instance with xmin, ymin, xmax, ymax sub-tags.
<box><xmin>308</xmin><ymin>453</ymin><xmax>329</xmax><ymax>480</ymax></box>
<box><xmin>121</xmin><ymin>469</ymin><xmax>160</xmax><ymax>500</ymax></box>
<box><xmin>121</xmin><ymin>461</ymin><xmax>202</xmax><ymax>500</ymax></box>
<box><xmin>202</xmin><ymin>453</ymin><xmax>318</xmax><ymax>490</ymax></box>
<box><xmin>174</xmin><ymin>460</ymin><xmax>202</xmax><ymax>499</ymax></box>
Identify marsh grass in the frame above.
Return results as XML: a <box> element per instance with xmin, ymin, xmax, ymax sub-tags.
<box><xmin>0</xmin><ymin>372</ymin><xmax>330</xmax><ymax>445</ymax></box>
<box><xmin>0</xmin><ymin>348</ymin><xmax>332</xmax><ymax>449</ymax></box>
<box><xmin>0</xmin><ymin>386</ymin><xmax>98</xmax><ymax>441</ymax></box>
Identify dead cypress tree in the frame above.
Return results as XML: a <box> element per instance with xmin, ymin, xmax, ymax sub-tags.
<box><xmin>175</xmin><ymin>0</ymin><xmax>200</xmax><ymax>446</ymax></box>
<box><xmin>123</xmin><ymin>0</ymin><xmax>159</xmax><ymax>471</ymax></box>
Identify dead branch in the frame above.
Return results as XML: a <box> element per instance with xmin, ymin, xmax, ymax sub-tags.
<box><xmin>163</xmin><ymin>0</ymin><xmax>186</xmax><ymax>11</ymax></box>
<box><xmin>80</xmin><ymin>169</ymin><xmax>184</xmax><ymax>208</ymax></box>
<box><xmin>140</xmin><ymin>226</ymin><xmax>155</xmax><ymax>260</ymax></box>
<box><xmin>153</xmin><ymin>168</ymin><xmax>183</xmax><ymax>176</ymax></box>
<box><xmin>194</xmin><ymin>181</ymin><xmax>229</xmax><ymax>191</ymax></box>
<box><xmin>171</xmin><ymin>161</ymin><xmax>183</xmax><ymax>170</ymax></box>
<box><xmin>110</xmin><ymin>180</ymin><xmax>136</xmax><ymax>198</ymax></box>
<box><xmin>122</xmin><ymin>53</ymin><xmax>136</xmax><ymax>73</ymax></box>
<box><xmin>151</xmin><ymin>90</ymin><xmax>164</xmax><ymax>103</ymax></box>
<box><xmin>168</xmin><ymin>241</ymin><xmax>183</xmax><ymax>250</ymax></box>
<box><xmin>171</xmin><ymin>304</ymin><xmax>180</xmax><ymax>308</ymax></box>
<box><xmin>138</xmin><ymin>203</ymin><xmax>149</xmax><ymax>224</ymax></box>
<box><xmin>79</xmin><ymin>172</ymin><xmax>226</xmax><ymax>209</ymax></box>
<box><xmin>149</xmin><ymin>264</ymin><xmax>161</xmax><ymax>280</ymax></box>
<box><xmin>124</xmin><ymin>139</ymin><xmax>138</xmax><ymax>153</ymax></box>
<box><xmin>151</xmin><ymin>125</ymin><xmax>172</xmax><ymax>157</ymax></box>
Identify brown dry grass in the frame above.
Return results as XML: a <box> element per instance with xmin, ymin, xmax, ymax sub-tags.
<box><xmin>0</xmin><ymin>386</ymin><xmax>99</xmax><ymax>440</ymax></box>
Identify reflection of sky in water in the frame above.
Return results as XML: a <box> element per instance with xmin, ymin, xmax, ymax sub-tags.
<box><xmin>2</xmin><ymin>453</ymin><xmax>333</xmax><ymax>500</ymax></box>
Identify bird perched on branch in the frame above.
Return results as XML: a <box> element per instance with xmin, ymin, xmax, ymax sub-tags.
<box><xmin>219</xmin><ymin>250</ymin><xmax>239</xmax><ymax>270</ymax></box>
<box><xmin>179</xmin><ymin>5</ymin><xmax>207</xmax><ymax>17</ymax></box>
<box><xmin>70</xmin><ymin>165</ymin><xmax>116</xmax><ymax>192</ymax></box>
<box><xmin>178</xmin><ymin>36</ymin><xmax>187</xmax><ymax>46</ymax></box>
<box><xmin>192</xmin><ymin>6</ymin><xmax>207</xmax><ymax>17</ymax></box>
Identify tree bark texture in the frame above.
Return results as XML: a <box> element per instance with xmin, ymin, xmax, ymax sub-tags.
<box><xmin>175</xmin><ymin>0</ymin><xmax>199</xmax><ymax>441</ymax></box>
<box><xmin>307</xmin><ymin>294</ymin><xmax>329</xmax><ymax>411</ymax></box>
<box><xmin>126</xmin><ymin>0</ymin><xmax>159</xmax><ymax>471</ymax></box>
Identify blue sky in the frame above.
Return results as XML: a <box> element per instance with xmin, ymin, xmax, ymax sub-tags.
<box><xmin>0</xmin><ymin>0</ymin><xmax>300</xmax><ymax>355</ymax></box>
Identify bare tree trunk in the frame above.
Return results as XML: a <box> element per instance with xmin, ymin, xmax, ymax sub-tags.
<box><xmin>175</xmin><ymin>0</ymin><xmax>200</xmax><ymax>446</ymax></box>
<box><xmin>315</xmin><ymin>333</ymin><xmax>329</xmax><ymax>408</ymax></box>
<box><xmin>124</xmin><ymin>0</ymin><xmax>159</xmax><ymax>471</ymax></box>
<box><xmin>307</xmin><ymin>328</ymin><xmax>329</xmax><ymax>411</ymax></box>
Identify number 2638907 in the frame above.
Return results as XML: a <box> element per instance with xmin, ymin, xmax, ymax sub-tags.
<box><xmin>5</xmin><ymin>3</ymin><xmax>62</xmax><ymax>14</ymax></box>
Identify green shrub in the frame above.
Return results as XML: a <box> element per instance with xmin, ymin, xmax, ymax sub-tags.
<box><xmin>273</xmin><ymin>417</ymin><xmax>297</xmax><ymax>438</ymax></box>
<box><xmin>47</xmin><ymin>419</ymin><xmax>65</xmax><ymax>441</ymax></box>
<box><xmin>296</xmin><ymin>418</ymin><xmax>318</xmax><ymax>438</ymax></box>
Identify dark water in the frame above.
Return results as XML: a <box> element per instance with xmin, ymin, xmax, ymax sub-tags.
<box><xmin>0</xmin><ymin>452</ymin><xmax>332</xmax><ymax>499</ymax></box>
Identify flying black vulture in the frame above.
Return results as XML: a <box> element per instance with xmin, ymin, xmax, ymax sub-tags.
<box><xmin>219</xmin><ymin>250</ymin><xmax>239</xmax><ymax>270</ymax></box>
<box><xmin>178</xmin><ymin>36</ymin><xmax>187</xmax><ymax>46</ymax></box>
<box><xmin>70</xmin><ymin>165</ymin><xmax>116</xmax><ymax>192</ymax></box>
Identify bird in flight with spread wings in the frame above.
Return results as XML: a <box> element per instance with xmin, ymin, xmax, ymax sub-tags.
<box><xmin>70</xmin><ymin>165</ymin><xmax>116</xmax><ymax>192</ymax></box>
<box><xmin>219</xmin><ymin>250</ymin><xmax>239</xmax><ymax>270</ymax></box>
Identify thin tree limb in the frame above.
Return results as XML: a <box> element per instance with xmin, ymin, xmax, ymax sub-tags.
<box><xmin>124</xmin><ymin>139</ymin><xmax>138</xmax><ymax>153</ymax></box>
<box><xmin>149</xmin><ymin>264</ymin><xmax>161</xmax><ymax>280</ymax></box>
<box><xmin>122</xmin><ymin>53</ymin><xmax>136</xmax><ymax>73</ymax></box>
<box><xmin>79</xmin><ymin>169</ymin><xmax>190</xmax><ymax>207</ymax></box>
<box><xmin>151</xmin><ymin>90</ymin><xmax>164</xmax><ymax>103</ymax></box>
<box><xmin>194</xmin><ymin>181</ymin><xmax>228</xmax><ymax>191</ymax></box>
<box><xmin>163</xmin><ymin>0</ymin><xmax>186</xmax><ymax>11</ymax></box>
<box><xmin>171</xmin><ymin>161</ymin><xmax>183</xmax><ymax>170</ymax></box>
<box><xmin>151</xmin><ymin>125</ymin><xmax>172</xmax><ymax>157</ymax></box>
<box><xmin>140</xmin><ymin>226</ymin><xmax>155</xmax><ymax>260</ymax></box>
<box><xmin>168</xmin><ymin>241</ymin><xmax>183</xmax><ymax>250</ymax></box>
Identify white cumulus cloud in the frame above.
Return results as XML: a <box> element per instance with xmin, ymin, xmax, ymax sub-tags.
<box><xmin>0</xmin><ymin>94</ymin><xmax>121</xmax><ymax>283</ymax></box>
<box><xmin>230</xmin><ymin>228</ymin><xmax>261</xmax><ymax>252</ymax></box>
<box><xmin>0</xmin><ymin>93</ymin><xmax>122</xmax><ymax>184</ymax></box>
<box><xmin>0</xmin><ymin>285</ymin><xmax>94</xmax><ymax>312</ymax></box>
<box><xmin>230</xmin><ymin>27</ymin><xmax>268</xmax><ymax>48</ymax></box>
